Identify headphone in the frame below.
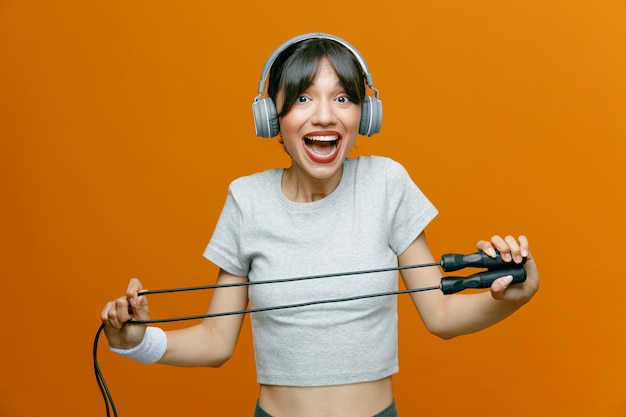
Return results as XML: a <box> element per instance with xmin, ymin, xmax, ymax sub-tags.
<box><xmin>252</xmin><ymin>33</ymin><xmax>383</xmax><ymax>138</ymax></box>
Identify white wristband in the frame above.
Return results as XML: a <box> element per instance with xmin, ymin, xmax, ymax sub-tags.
<box><xmin>109</xmin><ymin>327</ymin><xmax>167</xmax><ymax>364</ymax></box>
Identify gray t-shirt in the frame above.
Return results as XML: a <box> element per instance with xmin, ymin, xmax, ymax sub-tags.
<box><xmin>204</xmin><ymin>156</ymin><xmax>438</xmax><ymax>386</ymax></box>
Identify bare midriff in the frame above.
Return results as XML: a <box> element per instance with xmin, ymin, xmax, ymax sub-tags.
<box><xmin>258</xmin><ymin>376</ymin><xmax>394</xmax><ymax>417</ymax></box>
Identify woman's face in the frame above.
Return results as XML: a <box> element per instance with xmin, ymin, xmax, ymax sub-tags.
<box><xmin>276</xmin><ymin>58</ymin><xmax>361</xmax><ymax>181</ymax></box>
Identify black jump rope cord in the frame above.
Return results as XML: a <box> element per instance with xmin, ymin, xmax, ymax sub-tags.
<box><xmin>94</xmin><ymin>257</ymin><xmax>531</xmax><ymax>416</ymax></box>
<box><xmin>93</xmin><ymin>262</ymin><xmax>441</xmax><ymax>417</ymax></box>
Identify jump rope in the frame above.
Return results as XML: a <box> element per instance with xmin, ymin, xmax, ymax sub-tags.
<box><xmin>93</xmin><ymin>250</ymin><xmax>526</xmax><ymax>416</ymax></box>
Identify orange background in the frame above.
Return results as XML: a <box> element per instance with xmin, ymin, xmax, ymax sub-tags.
<box><xmin>2</xmin><ymin>1</ymin><xmax>625</xmax><ymax>416</ymax></box>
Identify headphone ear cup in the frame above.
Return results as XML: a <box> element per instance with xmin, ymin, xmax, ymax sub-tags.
<box><xmin>359</xmin><ymin>96</ymin><xmax>383</xmax><ymax>137</ymax></box>
<box><xmin>252</xmin><ymin>98</ymin><xmax>280</xmax><ymax>138</ymax></box>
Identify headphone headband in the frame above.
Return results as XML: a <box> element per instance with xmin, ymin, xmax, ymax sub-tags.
<box><xmin>255</xmin><ymin>32</ymin><xmax>378</xmax><ymax>100</ymax></box>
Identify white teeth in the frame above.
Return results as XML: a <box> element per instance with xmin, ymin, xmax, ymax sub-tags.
<box><xmin>304</xmin><ymin>135</ymin><xmax>338</xmax><ymax>142</ymax></box>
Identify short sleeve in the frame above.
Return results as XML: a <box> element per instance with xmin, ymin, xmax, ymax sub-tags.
<box><xmin>385</xmin><ymin>159</ymin><xmax>438</xmax><ymax>255</ymax></box>
<box><xmin>203</xmin><ymin>185</ymin><xmax>250</xmax><ymax>277</ymax></box>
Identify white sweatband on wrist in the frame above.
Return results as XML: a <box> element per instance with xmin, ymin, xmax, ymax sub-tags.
<box><xmin>109</xmin><ymin>327</ymin><xmax>167</xmax><ymax>364</ymax></box>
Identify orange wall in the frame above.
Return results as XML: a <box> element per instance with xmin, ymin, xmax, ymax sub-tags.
<box><xmin>2</xmin><ymin>1</ymin><xmax>625</xmax><ymax>416</ymax></box>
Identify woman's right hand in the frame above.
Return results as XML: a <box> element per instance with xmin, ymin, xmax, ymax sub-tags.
<box><xmin>100</xmin><ymin>278</ymin><xmax>151</xmax><ymax>349</ymax></box>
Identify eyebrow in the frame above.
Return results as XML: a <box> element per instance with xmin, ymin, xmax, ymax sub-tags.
<box><xmin>304</xmin><ymin>78</ymin><xmax>345</xmax><ymax>90</ymax></box>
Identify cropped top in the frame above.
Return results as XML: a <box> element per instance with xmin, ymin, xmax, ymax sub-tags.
<box><xmin>204</xmin><ymin>156</ymin><xmax>437</xmax><ymax>386</ymax></box>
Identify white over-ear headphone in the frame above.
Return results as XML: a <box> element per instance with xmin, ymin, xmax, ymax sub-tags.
<box><xmin>252</xmin><ymin>33</ymin><xmax>383</xmax><ymax>138</ymax></box>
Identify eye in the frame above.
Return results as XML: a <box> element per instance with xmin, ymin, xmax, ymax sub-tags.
<box><xmin>296</xmin><ymin>96</ymin><xmax>310</xmax><ymax>103</ymax></box>
<box><xmin>335</xmin><ymin>95</ymin><xmax>352</xmax><ymax>104</ymax></box>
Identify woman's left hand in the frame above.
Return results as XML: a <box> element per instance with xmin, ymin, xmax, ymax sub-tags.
<box><xmin>476</xmin><ymin>235</ymin><xmax>540</xmax><ymax>303</ymax></box>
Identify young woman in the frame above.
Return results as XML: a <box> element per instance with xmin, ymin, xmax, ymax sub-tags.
<box><xmin>101</xmin><ymin>33</ymin><xmax>540</xmax><ymax>417</ymax></box>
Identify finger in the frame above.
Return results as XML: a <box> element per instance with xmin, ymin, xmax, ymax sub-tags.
<box><xmin>503</xmin><ymin>235</ymin><xmax>524</xmax><ymax>264</ymax></box>
<box><xmin>475</xmin><ymin>240</ymin><xmax>497</xmax><ymax>258</ymax></box>
<box><xmin>518</xmin><ymin>235</ymin><xmax>529</xmax><ymax>257</ymax></box>
<box><xmin>100</xmin><ymin>301</ymin><xmax>117</xmax><ymax>326</ymax></box>
<box><xmin>126</xmin><ymin>278</ymin><xmax>145</xmax><ymax>310</ymax></box>
<box><xmin>113</xmin><ymin>296</ymin><xmax>133</xmax><ymax>325</ymax></box>
<box><xmin>489</xmin><ymin>235</ymin><xmax>512</xmax><ymax>262</ymax></box>
<box><xmin>130</xmin><ymin>293</ymin><xmax>151</xmax><ymax>321</ymax></box>
<box><xmin>490</xmin><ymin>275</ymin><xmax>513</xmax><ymax>297</ymax></box>
<box><xmin>103</xmin><ymin>299</ymin><xmax>124</xmax><ymax>329</ymax></box>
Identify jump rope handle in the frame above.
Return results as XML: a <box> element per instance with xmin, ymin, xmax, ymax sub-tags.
<box><xmin>440</xmin><ymin>266</ymin><xmax>527</xmax><ymax>295</ymax></box>
<box><xmin>440</xmin><ymin>250</ymin><xmax>527</xmax><ymax>272</ymax></box>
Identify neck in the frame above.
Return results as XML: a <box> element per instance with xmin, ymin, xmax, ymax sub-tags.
<box><xmin>281</xmin><ymin>163</ymin><xmax>344</xmax><ymax>203</ymax></box>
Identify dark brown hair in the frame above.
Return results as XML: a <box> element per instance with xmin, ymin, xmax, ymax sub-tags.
<box><xmin>267</xmin><ymin>38</ymin><xmax>366</xmax><ymax>118</ymax></box>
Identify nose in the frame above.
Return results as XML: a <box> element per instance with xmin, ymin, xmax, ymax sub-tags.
<box><xmin>310</xmin><ymin>99</ymin><xmax>337</xmax><ymax>126</ymax></box>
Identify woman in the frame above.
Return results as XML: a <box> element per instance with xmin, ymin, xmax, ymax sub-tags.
<box><xmin>101</xmin><ymin>33</ymin><xmax>539</xmax><ymax>417</ymax></box>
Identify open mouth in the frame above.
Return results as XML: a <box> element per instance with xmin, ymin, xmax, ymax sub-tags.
<box><xmin>303</xmin><ymin>135</ymin><xmax>341</xmax><ymax>163</ymax></box>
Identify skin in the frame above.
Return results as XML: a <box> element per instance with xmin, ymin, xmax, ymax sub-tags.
<box><xmin>279</xmin><ymin>59</ymin><xmax>361</xmax><ymax>203</ymax></box>
<box><xmin>101</xmin><ymin>58</ymin><xmax>540</xmax><ymax>417</ymax></box>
